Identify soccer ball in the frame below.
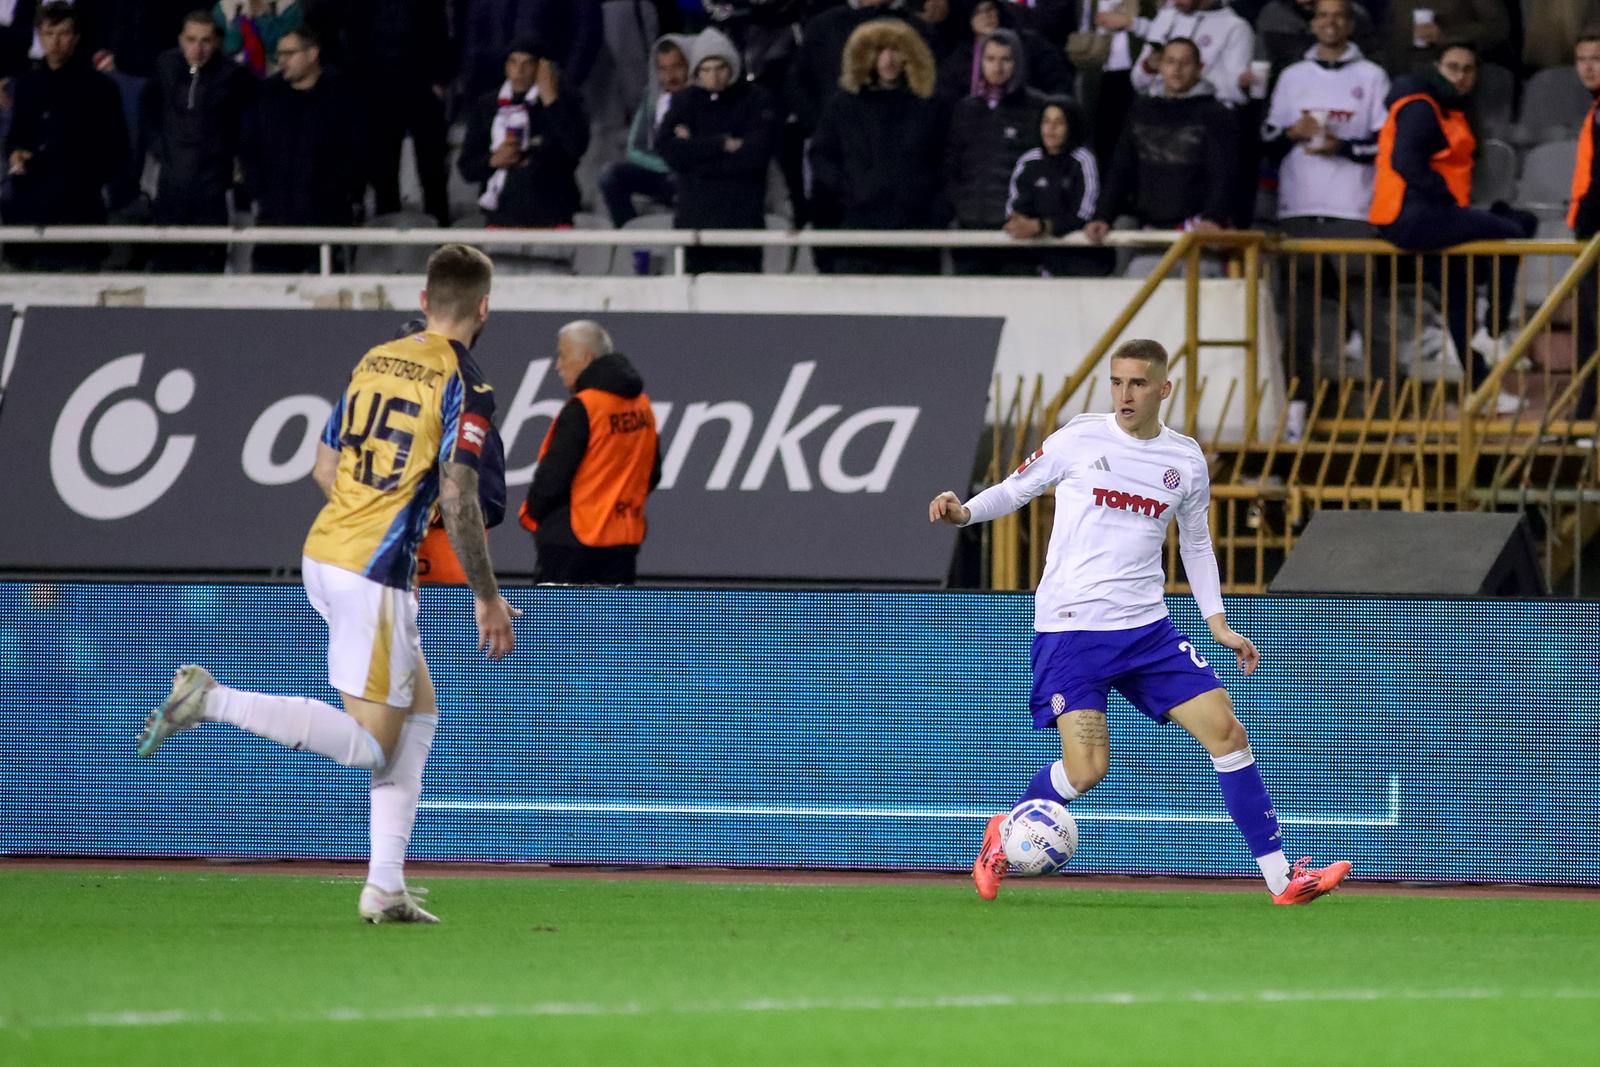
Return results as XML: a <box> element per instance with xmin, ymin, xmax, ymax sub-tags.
<box><xmin>1001</xmin><ymin>799</ymin><xmax>1079</xmax><ymax>876</ymax></box>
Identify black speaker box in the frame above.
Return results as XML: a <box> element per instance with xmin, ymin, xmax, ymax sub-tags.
<box><xmin>1269</xmin><ymin>512</ymin><xmax>1545</xmax><ymax>596</ymax></box>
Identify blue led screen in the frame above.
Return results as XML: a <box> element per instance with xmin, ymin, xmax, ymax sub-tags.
<box><xmin>1</xmin><ymin>582</ymin><xmax>1596</xmax><ymax>885</ymax></box>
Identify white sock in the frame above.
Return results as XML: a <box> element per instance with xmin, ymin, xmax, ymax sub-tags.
<box><xmin>1258</xmin><ymin>850</ymin><xmax>1291</xmax><ymax>895</ymax></box>
<box><xmin>203</xmin><ymin>686</ymin><xmax>385</xmax><ymax>769</ymax></box>
<box><xmin>1050</xmin><ymin>760</ymin><xmax>1083</xmax><ymax>802</ymax></box>
<box><xmin>367</xmin><ymin>713</ymin><xmax>437</xmax><ymax>894</ymax></box>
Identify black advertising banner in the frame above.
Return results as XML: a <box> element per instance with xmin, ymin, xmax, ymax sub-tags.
<box><xmin>0</xmin><ymin>308</ymin><xmax>1000</xmax><ymax>581</ymax></box>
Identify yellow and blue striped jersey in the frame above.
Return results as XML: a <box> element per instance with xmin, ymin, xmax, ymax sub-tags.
<box><xmin>304</xmin><ymin>332</ymin><xmax>496</xmax><ymax>589</ymax></box>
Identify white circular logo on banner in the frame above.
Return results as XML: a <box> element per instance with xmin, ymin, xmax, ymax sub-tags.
<box><xmin>49</xmin><ymin>354</ymin><xmax>198</xmax><ymax>519</ymax></box>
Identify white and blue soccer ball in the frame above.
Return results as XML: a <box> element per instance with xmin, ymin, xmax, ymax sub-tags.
<box><xmin>1001</xmin><ymin>799</ymin><xmax>1079</xmax><ymax>876</ymax></box>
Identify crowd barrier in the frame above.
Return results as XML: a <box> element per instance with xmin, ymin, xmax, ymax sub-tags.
<box><xmin>2</xmin><ymin>581</ymin><xmax>1594</xmax><ymax>886</ymax></box>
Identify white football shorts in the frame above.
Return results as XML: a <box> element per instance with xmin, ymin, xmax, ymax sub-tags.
<box><xmin>302</xmin><ymin>556</ymin><xmax>421</xmax><ymax>708</ymax></box>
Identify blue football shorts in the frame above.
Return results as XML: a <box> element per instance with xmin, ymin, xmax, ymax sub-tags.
<box><xmin>1029</xmin><ymin>615</ymin><xmax>1223</xmax><ymax>729</ymax></box>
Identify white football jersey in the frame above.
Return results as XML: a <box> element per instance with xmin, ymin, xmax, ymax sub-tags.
<box><xmin>1266</xmin><ymin>46</ymin><xmax>1391</xmax><ymax>222</ymax></box>
<box><xmin>962</xmin><ymin>413</ymin><xmax>1224</xmax><ymax>632</ymax></box>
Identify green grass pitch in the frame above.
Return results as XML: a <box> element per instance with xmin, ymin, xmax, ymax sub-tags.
<box><xmin>2</xmin><ymin>867</ymin><xmax>1596</xmax><ymax>1066</ymax></box>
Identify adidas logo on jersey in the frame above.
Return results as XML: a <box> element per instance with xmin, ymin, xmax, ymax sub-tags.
<box><xmin>1092</xmin><ymin>486</ymin><xmax>1170</xmax><ymax>518</ymax></box>
<box><xmin>1091</xmin><ymin>456</ymin><xmax>1111</xmax><ymax>471</ymax></box>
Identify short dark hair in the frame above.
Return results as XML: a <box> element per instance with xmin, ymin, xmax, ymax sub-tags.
<box><xmin>1577</xmin><ymin>27</ymin><xmax>1600</xmax><ymax>51</ymax></box>
<box><xmin>35</xmin><ymin>2</ymin><xmax>77</xmax><ymax>31</ymax></box>
<box><xmin>425</xmin><ymin>245</ymin><xmax>494</xmax><ymax>323</ymax></box>
<box><xmin>282</xmin><ymin>24</ymin><xmax>320</xmax><ymax>50</ymax></box>
<box><xmin>654</xmin><ymin>38</ymin><xmax>684</xmax><ymax>60</ymax></box>
<box><xmin>1437</xmin><ymin>40</ymin><xmax>1479</xmax><ymax>62</ymax></box>
<box><xmin>182</xmin><ymin>9</ymin><xmax>218</xmax><ymax>35</ymax></box>
<box><xmin>1162</xmin><ymin>36</ymin><xmax>1202</xmax><ymax>64</ymax></box>
<box><xmin>1110</xmin><ymin>339</ymin><xmax>1170</xmax><ymax>374</ymax></box>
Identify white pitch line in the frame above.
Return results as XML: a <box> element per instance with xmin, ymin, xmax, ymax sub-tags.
<box><xmin>5</xmin><ymin>985</ymin><xmax>1596</xmax><ymax>1032</ymax></box>
<box><xmin>418</xmin><ymin>776</ymin><xmax>1401</xmax><ymax>829</ymax></box>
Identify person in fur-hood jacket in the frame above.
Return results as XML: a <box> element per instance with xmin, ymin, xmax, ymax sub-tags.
<box><xmin>808</xmin><ymin>18</ymin><xmax>949</xmax><ymax>274</ymax></box>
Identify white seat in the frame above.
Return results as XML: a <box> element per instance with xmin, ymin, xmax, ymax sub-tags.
<box><xmin>1517</xmin><ymin>139</ymin><xmax>1580</xmax><ymax>211</ymax></box>
<box><xmin>611</xmin><ymin>212</ymin><xmax>676</xmax><ymax>275</ymax></box>
<box><xmin>1474</xmin><ymin>62</ymin><xmax>1516</xmax><ymax>141</ymax></box>
<box><xmin>1471</xmin><ymin>138</ymin><xmax>1517</xmax><ymax>207</ymax></box>
<box><xmin>1512</xmin><ymin>67</ymin><xmax>1593</xmax><ymax>147</ymax></box>
<box><xmin>571</xmin><ymin>211</ymin><xmax>614</xmax><ymax>275</ymax></box>
<box><xmin>352</xmin><ymin>211</ymin><xmax>439</xmax><ymax>274</ymax></box>
<box><xmin>762</xmin><ymin>214</ymin><xmax>793</xmax><ymax>274</ymax></box>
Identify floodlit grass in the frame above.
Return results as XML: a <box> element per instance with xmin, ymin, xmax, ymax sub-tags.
<box><xmin>2</xmin><ymin>868</ymin><xmax>1596</xmax><ymax>1066</ymax></box>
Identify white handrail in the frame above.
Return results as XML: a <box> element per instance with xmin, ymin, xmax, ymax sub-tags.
<box><xmin>0</xmin><ymin>224</ymin><xmax>1179</xmax><ymax>249</ymax></box>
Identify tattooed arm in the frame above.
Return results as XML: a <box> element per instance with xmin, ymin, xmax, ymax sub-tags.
<box><xmin>440</xmin><ymin>460</ymin><xmax>518</xmax><ymax>659</ymax></box>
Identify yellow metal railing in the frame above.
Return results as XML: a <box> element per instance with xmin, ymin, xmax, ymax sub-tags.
<box><xmin>984</xmin><ymin>233</ymin><xmax>1600</xmax><ymax>596</ymax></box>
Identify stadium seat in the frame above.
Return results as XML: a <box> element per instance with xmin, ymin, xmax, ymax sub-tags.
<box><xmin>1474</xmin><ymin>63</ymin><xmax>1516</xmax><ymax>141</ymax></box>
<box><xmin>352</xmin><ymin>211</ymin><xmax>439</xmax><ymax>274</ymax></box>
<box><xmin>1517</xmin><ymin>139</ymin><xmax>1580</xmax><ymax>211</ymax></box>
<box><xmin>1472</xmin><ymin>139</ymin><xmax>1517</xmax><ymax>207</ymax></box>
<box><xmin>1512</xmin><ymin>67</ymin><xmax>1593</xmax><ymax>147</ymax></box>
<box><xmin>611</xmin><ymin>212</ymin><xmax>676</xmax><ymax>275</ymax></box>
<box><xmin>763</xmin><ymin>214</ymin><xmax>794</xmax><ymax>274</ymax></box>
<box><xmin>571</xmin><ymin>211</ymin><xmax>615</xmax><ymax>276</ymax></box>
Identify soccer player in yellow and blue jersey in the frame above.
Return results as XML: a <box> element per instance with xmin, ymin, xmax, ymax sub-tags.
<box><xmin>137</xmin><ymin>244</ymin><xmax>520</xmax><ymax>924</ymax></box>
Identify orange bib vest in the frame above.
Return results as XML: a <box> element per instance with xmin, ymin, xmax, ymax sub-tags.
<box><xmin>1570</xmin><ymin>99</ymin><xmax>1598</xmax><ymax>231</ymax></box>
<box><xmin>525</xmin><ymin>389</ymin><xmax>657</xmax><ymax>547</ymax></box>
<box><xmin>1369</xmin><ymin>92</ymin><xmax>1475</xmax><ymax>226</ymax></box>
<box><xmin>415</xmin><ymin>525</ymin><xmax>469</xmax><ymax>585</ymax></box>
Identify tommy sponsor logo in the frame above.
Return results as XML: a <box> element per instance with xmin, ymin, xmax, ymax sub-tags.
<box><xmin>1092</xmin><ymin>486</ymin><xmax>1170</xmax><ymax>518</ymax></box>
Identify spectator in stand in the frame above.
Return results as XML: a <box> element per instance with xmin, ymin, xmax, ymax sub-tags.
<box><xmin>935</xmin><ymin>0</ymin><xmax>1072</xmax><ymax>101</ymax></box>
<box><xmin>212</xmin><ymin>0</ymin><xmax>302</xmax><ymax>75</ymax></box>
<box><xmin>1086</xmin><ymin>37</ymin><xmax>1236</xmax><ymax>249</ymax></box>
<box><xmin>787</xmin><ymin>0</ymin><xmax>915</xmax><ymax>227</ymax></box>
<box><xmin>809</xmin><ymin>18</ymin><xmax>947</xmax><ymax>274</ymax></box>
<box><xmin>457</xmin><ymin>0</ymin><xmax>603</xmax><ymax>103</ymax></box>
<box><xmin>341</xmin><ymin>0</ymin><xmax>454</xmax><ymax>227</ymax></box>
<box><xmin>1379</xmin><ymin>1</ymin><xmax>1508</xmax><ymax>75</ymax></box>
<box><xmin>144</xmin><ymin>9</ymin><xmax>253</xmax><ymax>272</ymax></box>
<box><xmin>1002</xmin><ymin>95</ymin><xmax>1114</xmax><ymax>276</ymax></box>
<box><xmin>659</xmin><ymin>27</ymin><xmax>777</xmax><ymax>273</ymax></box>
<box><xmin>2</xmin><ymin>2</ymin><xmax>126</xmax><ymax>270</ymax></box>
<box><xmin>1132</xmin><ymin>0</ymin><xmax>1254</xmax><ymax>108</ymax></box>
<box><xmin>458</xmin><ymin>40</ymin><xmax>590</xmax><ymax>229</ymax></box>
<box><xmin>915</xmin><ymin>0</ymin><xmax>968</xmax><ymax>63</ymax></box>
<box><xmin>69</xmin><ymin>1</ymin><xmax>194</xmax><ymax>213</ymax></box>
<box><xmin>1565</xmin><ymin>30</ymin><xmax>1600</xmax><ymax>425</ymax></box>
<box><xmin>1078</xmin><ymin>1</ymin><xmax>1159</xmax><ymax>168</ymax></box>
<box><xmin>1262</xmin><ymin>0</ymin><xmax>1389</xmax><ymax>432</ymax></box>
<box><xmin>1368</xmin><ymin>40</ymin><xmax>1532</xmax><ymax>414</ymax></box>
<box><xmin>945</xmin><ymin>28</ymin><xmax>1044</xmax><ymax>274</ymax></box>
<box><xmin>1253</xmin><ymin>0</ymin><xmax>1375</xmax><ymax>81</ymax></box>
<box><xmin>596</xmin><ymin>32</ymin><xmax>692</xmax><ymax>226</ymax></box>
<box><xmin>1523</xmin><ymin>1</ymin><xmax>1600</xmax><ymax>73</ymax></box>
<box><xmin>241</xmin><ymin>25</ymin><xmax>360</xmax><ymax>273</ymax></box>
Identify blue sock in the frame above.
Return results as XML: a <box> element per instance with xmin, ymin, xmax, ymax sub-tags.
<box><xmin>1016</xmin><ymin>760</ymin><xmax>1081</xmax><ymax>807</ymax></box>
<box><xmin>1213</xmin><ymin>748</ymin><xmax>1287</xmax><ymax>874</ymax></box>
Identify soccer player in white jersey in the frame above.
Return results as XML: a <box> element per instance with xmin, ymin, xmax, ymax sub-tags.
<box><xmin>929</xmin><ymin>339</ymin><xmax>1351</xmax><ymax>904</ymax></box>
<box><xmin>136</xmin><ymin>244</ymin><xmax>520</xmax><ymax>923</ymax></box>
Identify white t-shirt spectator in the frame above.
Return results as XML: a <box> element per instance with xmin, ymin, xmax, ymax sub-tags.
<box><xmin>1265</xmin><ymin>44</ymin><xmax>1391</xmax><ymax>221</ymax></box>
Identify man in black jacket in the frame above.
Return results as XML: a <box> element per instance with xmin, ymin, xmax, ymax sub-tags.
<box><xmin>659</xmin><ymin>27</ymin><xmax>778</xmax><ymax>274</ymax></box>
<box><xmin>944</xmin><ymin>27</ymin><xmax>1044</xmax><ymax>274</ymax></box>
<box><xmin>458</xmin><ymin>38</ymin><xmax>590</xmax><ymax>229</ymax></box>
<box><xmin>242</xmin><ymin>26</ymin><xmax>360</xmax><ymax>273</ymax></box>
<box><xmin>341</xmin><ymin>0</ymin><xmax>453</xmax><ymax>227</ymax></box>
<box><xmin>519</xmin><ymin>320</ymin><xmax>661</xmax><ymax>586</ymax></box>
<box><xmin>1085</xmin><ymin>37</ymin><xmax>1236</xmax><ymax>246</ymax></box>
<box><xmin>143</xmin><ymin>10</ymin><xmax>253</xmax><ymax>272</ymax></box>
<box><xmin>2</xmin><ymin>2</ymin><xmax>126</xmax><ymax>270</ymax></box>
